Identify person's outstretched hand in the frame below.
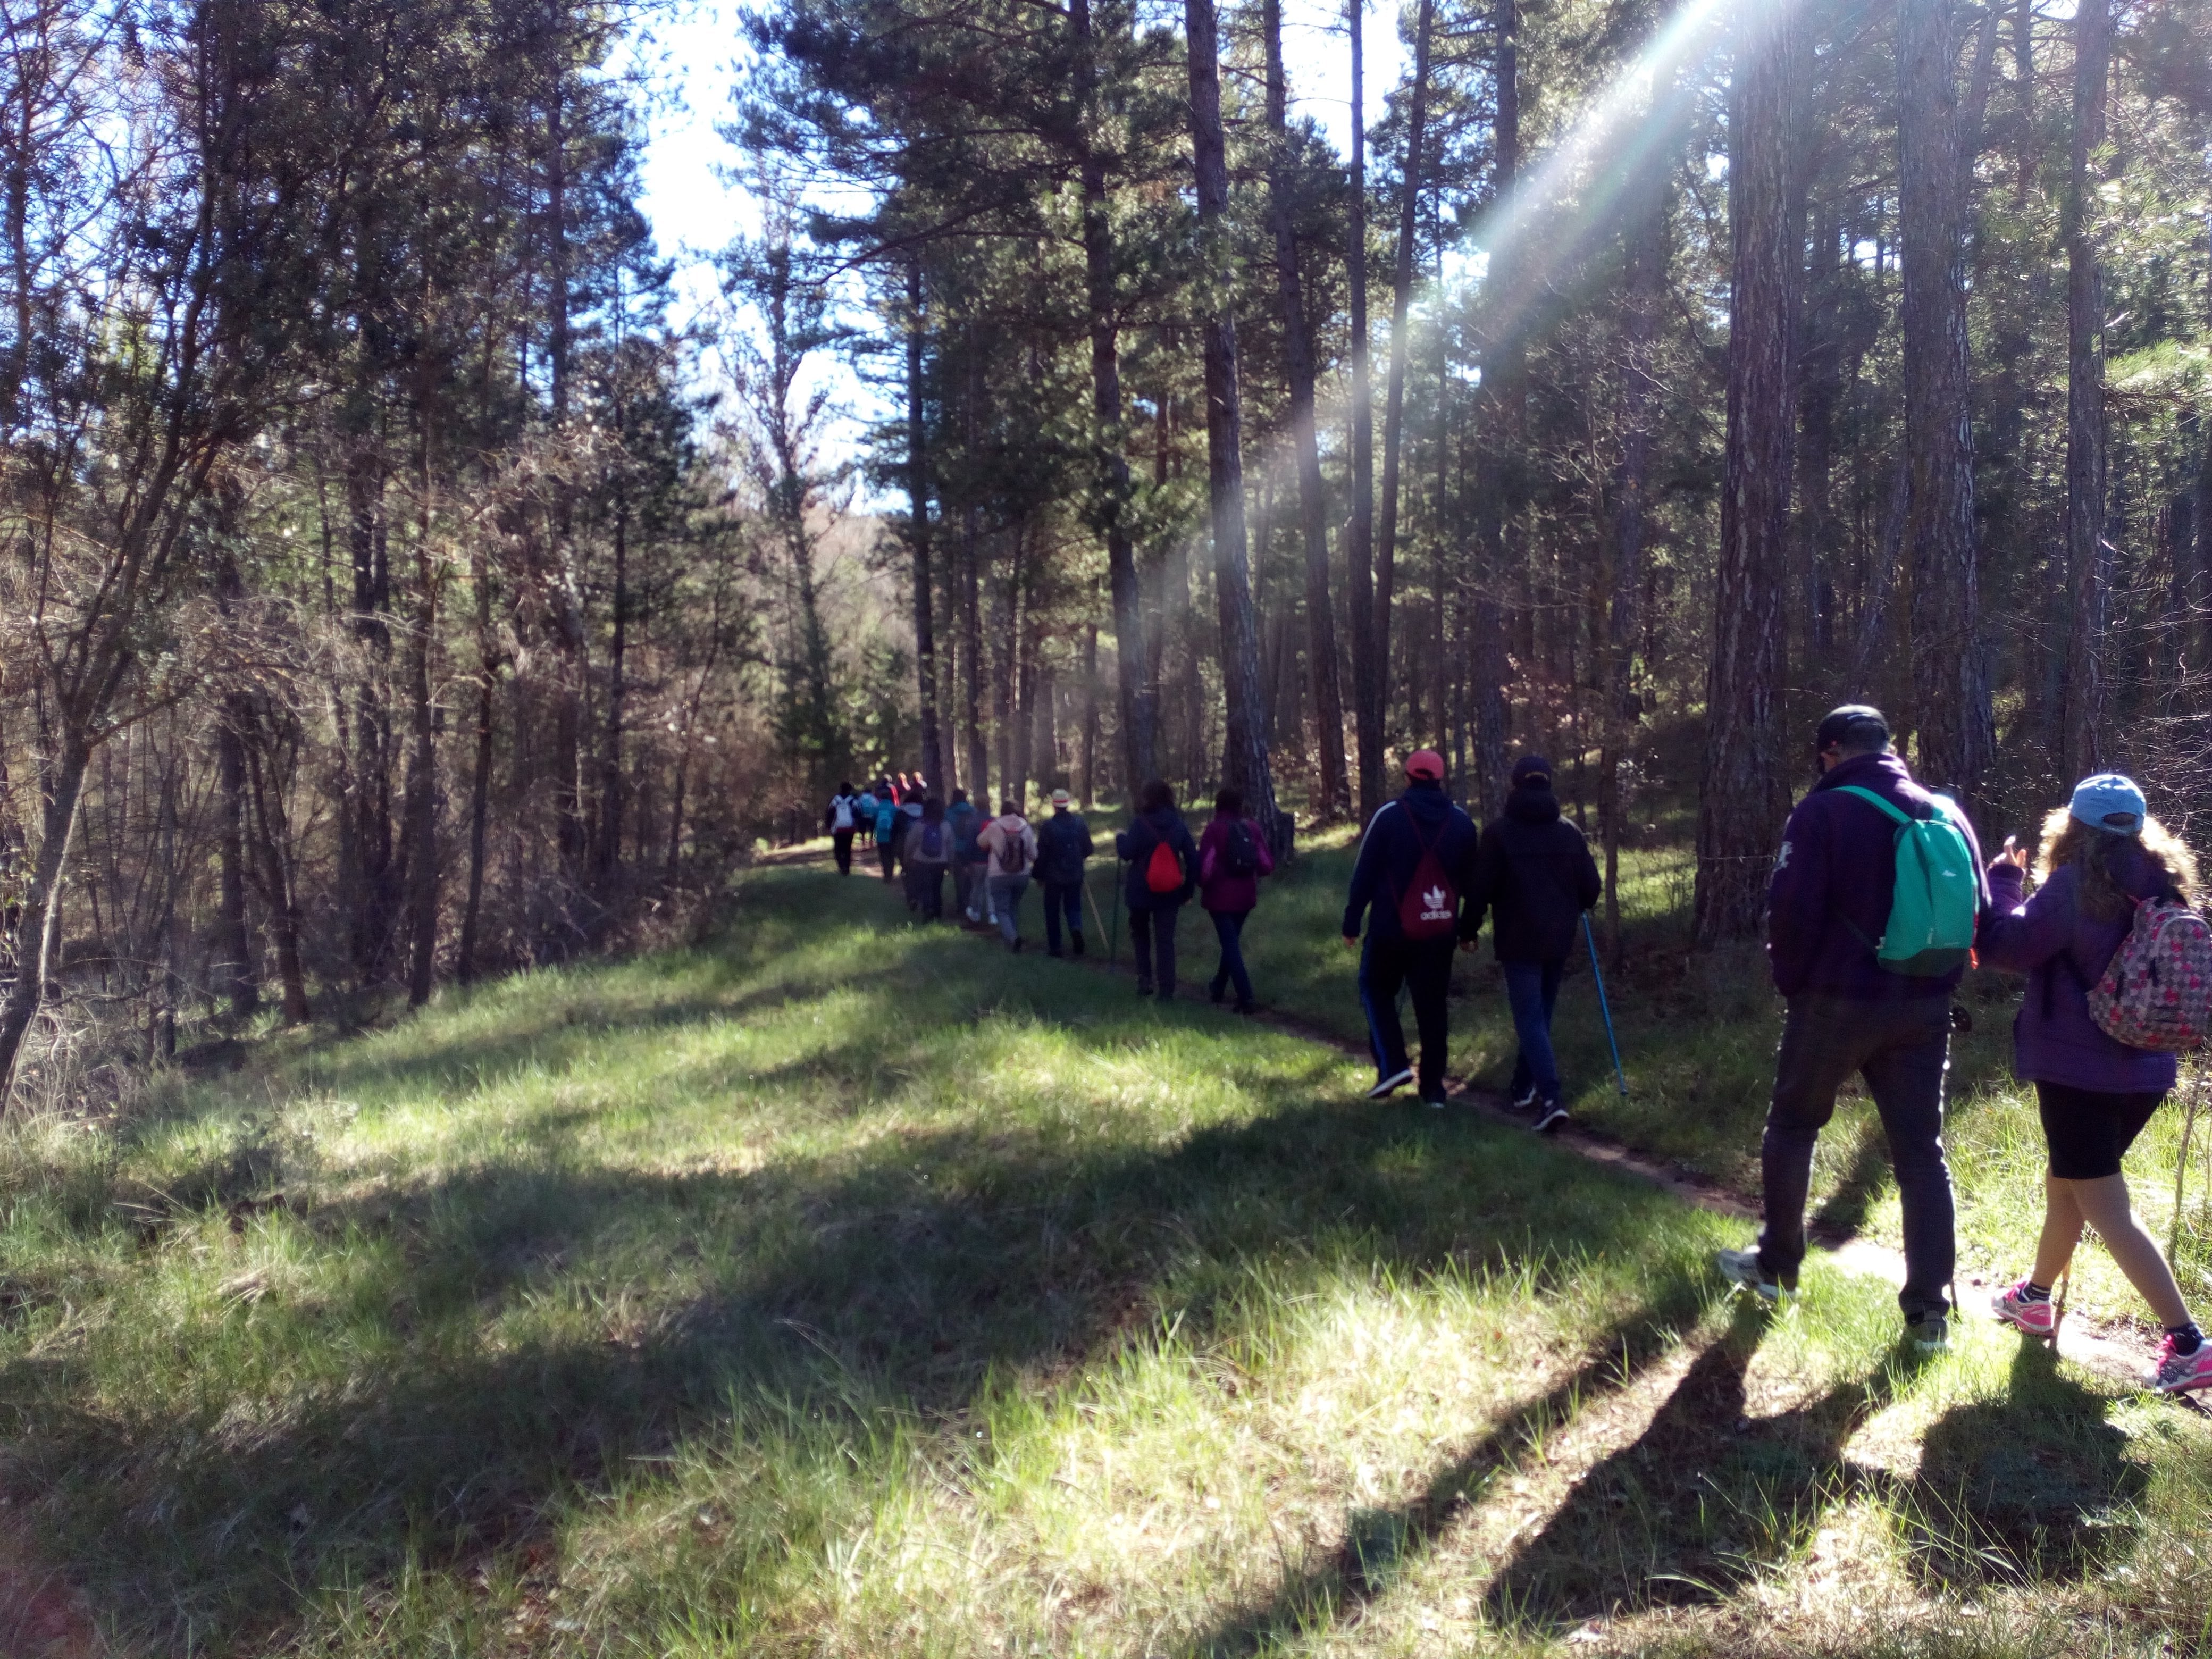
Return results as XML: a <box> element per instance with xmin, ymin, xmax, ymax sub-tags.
<box><xmin>1341</xmin><ymin>934</ymin><xmax>1360</xmax><ymax>952</ymax></box>
<box><xmin>1996</xmin><ymin>834</ymin><xmax>2030</xmax><ymax>872</ymax></box>
<box><xmin>1458</xmin><ymin>938</ymin><xmax>1478</xmax><ymax>953</ymax></box>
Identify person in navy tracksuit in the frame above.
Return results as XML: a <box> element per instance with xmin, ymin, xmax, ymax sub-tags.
<box><xmin>1340</xmin><ymin>750</ymin><xmax>1480</xmax><ymax>1108</ymax></box>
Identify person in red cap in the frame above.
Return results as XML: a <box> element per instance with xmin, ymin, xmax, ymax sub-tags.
<box><xmin>1340</xmin><ymin>749</ymin><xmax>1481</xmax><ymax>1105</ymax></box>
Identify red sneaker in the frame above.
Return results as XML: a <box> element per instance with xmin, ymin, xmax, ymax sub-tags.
<box><xmin>2150</xmin><ymin>1335</ymin><xmax>2212</xmax><ymax>1394</ymax></box>
<box><xmin>1991</xmin><ymin>1278</ymin><xmax>2056</xmax><ymax>1338</ymax></box>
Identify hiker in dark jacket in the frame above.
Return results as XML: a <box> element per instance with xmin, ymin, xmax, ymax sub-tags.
<box><xmin>1716</xmin><ymin>705</ymin><xmax>1990</xmax><ymax>1352</ymax></box>
<box><xmin>1340</xmin><ymin>750</ymin><xmax>1481</xmax><ymax>1107</ymax></box>
<box><xmin>870</xmin><ymin>785</ymin><xmax>901</xmax><ymax>883</ymax></box>
<box><xmin>1035</xmin><ymin>789</ymin><xmax>1096</xmax><ymax>958</ymax></box>
<box><xmin>1467</xmin><ymin>756</ymin><xmax>1602</xmax><ymax>1133</ymax></box>
<box><xmin>1979</xmin><ymin>774</ymin><xmax>2211</xmax><ymax>1394</ymax></box>
<box><xmin>1198</xmin><ymin>786</ymin><xmax>1278</xmax><ymax>1013</ymax></box>
<box><xmin>1117</xmin><ymin>780</ymin><xmax>1199</xmax><ymax>998</ymax></box>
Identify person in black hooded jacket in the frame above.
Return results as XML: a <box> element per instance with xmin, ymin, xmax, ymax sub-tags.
<box><xmin>1466</xmin><ymin>755</ymin><xmax>1602</xmax><ymax>1132</ymax></box>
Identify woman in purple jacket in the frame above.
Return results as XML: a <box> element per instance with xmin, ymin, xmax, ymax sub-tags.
<box><xmin>1197</xmin><ymin>787</ymin><xmax>1276</xmax><ymax>1013</ymax></box>
<box><xmin>1979</xmin><ymin>773</ymin><xmax>2210</xmax><ymax>1394</ymax></box>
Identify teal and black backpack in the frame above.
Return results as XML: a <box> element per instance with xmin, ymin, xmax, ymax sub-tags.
<box><xmin>1834</xmin><ymin>786</ymin><xmax>1978</xmax><ymax>976</ymax></box>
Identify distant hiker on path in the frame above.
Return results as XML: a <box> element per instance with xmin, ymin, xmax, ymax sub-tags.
<box><xmin>871</xmin><ymin>784</ymin><xmax>901</xmax><ymax>883</ymax></box>
<box><xmin>1466</xmin><ymin>755</ymin><xmax>1602</xmax><ymax>1134</ymax></box>
<box><xmin>1035</xmin><ymin>789</ymin><xmax>1095</xmax><ymax>958</ymax></box>
<box><xmin>1341</xmin><ymin>749</ymin><xmax>1481</xmax><ymax>1108</ymax></box>
<box><xmin>947</xmin><ymin>789</ymin><xmax>985</xmax><ymax>923</ymax></box>
<box><xmin>1979</xmin><ymin>774</ymin><xmax>2212</xmax><ymax>1394</ymax></box>
<box><xmin>1118</xmin><ymin>780</ymin><xmax>1200</xmax><ymax>998</ymax></box>
<box><xmin>978</xmin><ymin>798</ymin><xmax>1038</xmax><ymax>953</ymax></box>
<box><xmin>904</xmin><ymin>797</ymin><xmax>952</xmax><ymax>922</ymax></box>
<box><xmin>1716</xmin><ymin>705</ymin><xmax>1988</xmax><ymax>1353</ymax></box>
<box><xmin>825</xmin><ymin>782</ymin><xmax>866</xmax><ymax>875</ymax></box>
<box><xmin>1198</xmin><ymin>786</ymin><xmax>1276</xmax><ymax>1013</ymax></box>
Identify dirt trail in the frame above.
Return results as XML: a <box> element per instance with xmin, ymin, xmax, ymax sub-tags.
<box><xmin>895</xmin><ymin>857</ymin><xmax>2161</xmax><ymax>1388</ymax></box>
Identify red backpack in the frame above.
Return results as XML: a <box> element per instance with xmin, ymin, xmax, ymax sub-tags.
<box><xmin>1395</xmin><ymin>810</ymin><xmax>1459</xmax><ymax>940</ymax></box>
<box><xmin>1145</xmin><ymin>837</ymin><xmax>1183</xmax><ymax>894</ymax></box>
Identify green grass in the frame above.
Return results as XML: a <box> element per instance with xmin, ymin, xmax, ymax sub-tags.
<box><xmin>0</xmin><ymin>856</ymin><xmax>2208</xmax><ymax>1654</ymax></box>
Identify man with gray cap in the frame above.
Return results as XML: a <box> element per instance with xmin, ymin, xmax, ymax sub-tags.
<box><xmin>1716</xmin><ymin>704</ymin><xmax>1990</xmax><ymax>1351</ymax></box>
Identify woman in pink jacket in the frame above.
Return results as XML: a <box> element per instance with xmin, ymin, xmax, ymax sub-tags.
<box><xmin>1197</xmin><ymin>787</ymin><xmax>1277</xmax><ymax>1012</ymax></box>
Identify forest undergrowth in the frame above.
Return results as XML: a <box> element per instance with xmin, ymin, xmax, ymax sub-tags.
<box><xmin>0</xmin><ymin>854</ymin><xmax>2209</xmax><ymax>1656</ymax></box>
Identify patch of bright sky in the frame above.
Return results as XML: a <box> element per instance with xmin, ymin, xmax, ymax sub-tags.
<box><xmin>632</xmin><ymin>0</ymin><xmax>1405</xmax><ymax>472</ymax></box>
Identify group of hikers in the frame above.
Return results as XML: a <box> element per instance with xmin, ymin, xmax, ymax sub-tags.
<box><xmin>826</xmin><ymin>700</ymin><xmax>2212</xmax><ymax>1394</ymax></box>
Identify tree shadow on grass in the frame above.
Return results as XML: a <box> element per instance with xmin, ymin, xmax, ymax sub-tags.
<box><xmin>3</xmin><ymin>1042</ymin><xmax>1718</xmax><ymax>1652</ymax></box>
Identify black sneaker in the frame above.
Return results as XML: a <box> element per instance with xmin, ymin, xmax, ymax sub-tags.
<box><xmin>1906</xmin><ymin>1312</ymin><xmax>1949</xmax><ymax>1353</ymax></box>
<box><xmin>1071</xmin><ymin>933</ymin><xmax>1085</xmax><ymax>957</ymax></box>
<box><xmin>1420</xmin><ymin>1088</ymin><xmax>1449</xmax><ymax>1109</ymax></box>
<box><xmin>1210</xmin><ymin>983</ymin><xmax>1226</xmax><ymax>1004</ymax></box>
<box><xmin>1511</xmin><ymin>1086</ymin><xmax>1539</xmax><ymax>1111</ymax></box>
<box><xmin>1529</xmin><ymin>1100</ymin><xmax>1569</xmax><ymax>1134</ymax></box>
<box><xmin>1010</xmin><ymin>938</ymin><xmax>1024</xmax><ymax>954</ymax></box>
<box><xmin>1367</xmin><ymin>1067</ymin><xmax>1415</xmax><ymax>1101</ymax></box>
<box><xmin>1136</xmin><ymin>981</ymin><xmax>1154</xmax><ymax>998</ymax></box>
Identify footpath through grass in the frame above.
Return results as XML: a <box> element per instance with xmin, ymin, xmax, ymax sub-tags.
<box><xmin>0</xmin><ymin>855</ymin><xmax>2207</xmax><ymax>1654</ymax></box>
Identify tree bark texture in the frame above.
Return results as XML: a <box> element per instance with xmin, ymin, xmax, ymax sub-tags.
<box><xmin>1694</xmin><ymin>0</ymin><xmax>1797</xmax><ymax>945</ymax></box>
<box><xmin>2062</xmin><ymin>0</ymin><xmax>2109</xmax><ymax>781</ymax></box>
<box><xmin>1467</xmin><ymin>0</ymin><xmax>1520</xmax><ymax>821</ymax></box>
<box><xmin>1898</xmin><ymin>0</ymin><xmax>1993</xmax><ymax>805</ymax></box>
<box><xmin>908</xmin><ymin>257</ymin><xmax>944</xmax><ymax>789</ymax></box>
<box><xmin>1073</xmin><ymin>0</ymin><xmax>1156</xmax><ymax>794</ymax></box>
<box><xmin>1185</xmin><ymin>0</ymin><xmax>1284</xmax><ymax>845</ymax></box>
<box><xmin>1345</xmin><ymin>0</ymin><xmax>1380</xmax><ymax>822</ymax></box>
<box><xmin>1372</xmin><ymin>0</ymin><xmax>1436</xmax><ymax>778</ymax></box>
<box><xmin>1262</xmin><ymin>0</ymin><xmax>1348</xmax><ymax>820</ymax></box>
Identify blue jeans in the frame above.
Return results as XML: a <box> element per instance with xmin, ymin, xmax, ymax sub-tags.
<box><xmin>1503</xmin><ymin>959</ymin><xmax>1566</xmax><ymax>1103</ymax></box>
<box><xmin>988</xmin><ymin>873</ymin><xmax>1030</xmax><ymax>944</ymax></box>
<box><xmin>1757</xmin><ymin>993</ymin><xmax>1956</xmax><ymax>1321</ymax></box>
<box><xmin>1208</xmin><ymin>909</ymin><xmax>1252</xmax><ymax>1004</ymax></box>
<box><xmin>1042</xmin><ymin>879</ymin><xmax>1085</xmax><ymax>953</ymax></box>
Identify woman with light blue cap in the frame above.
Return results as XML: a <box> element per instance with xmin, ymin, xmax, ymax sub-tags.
<box><xmin>1979</xmin><ymin>773</ymin><xmax>2212</xmax><ymax>1393</ymax></box>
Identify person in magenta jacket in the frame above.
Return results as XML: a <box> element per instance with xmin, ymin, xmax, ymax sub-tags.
<box><xmin>1977</xmin><ymin>772</ymin><xmax>2210</xmax><ymax>1394</ymax></box>
<box><xmin>1197</xmin><ymin>786</ymin><xmax>1277</xmax><ymax>1012</ymax></box>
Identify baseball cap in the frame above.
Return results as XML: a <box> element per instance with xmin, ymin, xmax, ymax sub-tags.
<box><xmin>1050</xmin><ymin>787</ymin><xmax>1072</xmax><ymax>808</ymax></box>
<box><xmin>2069</xmin><ymin>773</ymin><xmax>2146</xmax><ymax>837</ymax></box>
<box><xmin>1511</xmin><ymin>755</ymin><xmax>1553</xmax><ymax>787</ymax></box>
<box><xmin>1814</xmin><ymin>704</ymin><xmax>1890</xmax><ymax>752</ymax></box>
<box><xmin>1405</xmin><ymin>748</ymin><xmax>1445</xmax><ymax>781</ymax></box>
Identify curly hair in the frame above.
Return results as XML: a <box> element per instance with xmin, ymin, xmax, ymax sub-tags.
<box><xmin>2033</xmin><ymin>804</ymin><xmax>2199</xmax><ymax>920</ymax></box>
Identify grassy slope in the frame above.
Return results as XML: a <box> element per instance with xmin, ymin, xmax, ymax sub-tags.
<box><xmin>0</xmin><ymin>857</ymin><xmax>2202</xmax><ymax>1654</ymax></box>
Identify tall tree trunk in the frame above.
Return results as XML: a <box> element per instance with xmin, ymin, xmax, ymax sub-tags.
<box><xmin>1080</xmin><ymin>621</ymin><xmax>1101</xmax><ymax>806</ymax></box>
<box><xmin>596</xmin><ymin>483</ymin><xmax>627</xmax><ymax>906</ymax></box>
<box><xmin>1694</xmin><ymin>0</ymin><xmax>1798</xmax><ymax>944</ymax></box>
<box><xmin>1899</xmin><ymin>0</ymin><xmax>1993</xmax><ymax>805</ymax></box>
<box><xmin>1372</xmin><ymin>0</ymin><xmax>1437</xmax><ymax>763</ymax></box>
<box><xmin>459</xmin><ymin>547</ymin><xmax>496</xmax><ymax>983</ymax></box>
<box><xmin>1468</xmin><ymin>0</ymin><xmax>1520</xmax><ymax>820</ymax></box>
<box><xmin>244</xmin><ymin>733</ymin><xmax>312</xmax><ymax>1024</ymax></box>
<box><xmin>2062</xmin><ymin>0</ymin><xmax>2109</xmax><ymax>781</ymax></box>
<box><xmin>1261</xmin><ymin>0</ymin><xmax>1347</xmax><ymax>819</ymax></box>
<box><xmin>908</xmin><ymin>257</ymin><xmax>944</xmax><ymax>788</ymax></box>
<box><xmin>402</xmin><ymin>455</ymin><xmax>439</xmax><ymax>1008</ymax></box>
<box><xmin>1186</xmin><ymin>0</ymin><xmax>1285</xmax><ymax>847</ymax></box>
<box><xmin>1071</xmin><ymin>0</ymin><xmax>1156</xmax><ymax>790</ymax></box>
<box><xmin>213</xmin><ymin>716</ymin><xmax>258</xmax><ymax>1019</ymax></box>
<box><xmin>1345</xmin><ymin>0</ymin><xmax>1380</xmax><ymax>820</ymax></box>
<box><xmin>1602</xmin><ymin>195</ymin><xmax>1661</xmax><ymax>962</ymax></box>
<box><xmin>0</xmin><ymin>735</ymin><xmax>89</xmax><ymax>1108</ymax></box>
<box><xmin>543</xmin><ymin>51</ymin><xmax>588</xmax><ymax>902</ymax></box>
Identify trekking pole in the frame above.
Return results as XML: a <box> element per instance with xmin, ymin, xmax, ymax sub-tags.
<box><xmin>1583</xmin><ymin>913</ymin><xmax>1629</xmax><ymax>1097</ymax></box>
<box><xmin>2171</xmin><ymin>1059</ymin><xmax>2201</xmax><ymax>1268</ymax></box>
<box><xmin>1083</xmin><ymin>869</ymin><xmax>1109</xmax><ymax>948</ymax></box>
<box><xmin>1109</xmin><ymin>858</ymin><xmax>1124</xmax><ymax>966</ymax></box>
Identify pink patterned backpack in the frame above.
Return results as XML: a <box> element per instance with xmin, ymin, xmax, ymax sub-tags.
<box><xmin>2088</xmin><ymin>898</ymin><xmax>2212</xmax><ymax>1052</ymax></box>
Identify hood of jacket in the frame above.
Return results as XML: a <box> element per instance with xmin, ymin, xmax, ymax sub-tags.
<box><xmin>1505</xmin><ymin>785</ymin><xmax>1562</xmax><ymax>826</ymax></box>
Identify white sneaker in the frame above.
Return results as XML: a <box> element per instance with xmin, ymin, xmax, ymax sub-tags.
<box><xmin>1715</xmin><ymin>1247</ymin><xmax>1788</xmax><ymax>1303</ymax></box>
<box><xmin>1366</xmin><ymin>1067</ymin><xmax>1415</xmax><ymax>1101</ymax></box>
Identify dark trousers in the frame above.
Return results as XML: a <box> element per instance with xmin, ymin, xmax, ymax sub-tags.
<box><xmin>954</xmin><ymin>861</ymin><xmax>981</xmax><ymax>918</ymax></box>
<box><xmin>1503</xmin><ymin>958</ymin><xmax>1566</xmax><ymax>1101</ymax></box>
<box><xmin>1360</xmin><ymin>936</ymin><xmax>1455</xmax><ymax>1094</ymax></box>
<box><xmin>831</xmin><ymin>830</ymin><xmax>856</xmax><ymax>874</ymax></box>
<box><xmin>1757</xmin><ymin>993</ymin><xmax>1956</xmax><ymax>1321</ymax></box>
<box><xmin>907</xmin><ymin>864</ymin><xmax>944</xmax><ymax>919</ymax></box>
<box><xmin>1042</xmin><ymin>879</ymin><xmax>1085</xmax><ymax>953</ymax></box>
<box><xmin>877</xmin><ymin>842</ymin><xmax>897</xmax><ymax>882</ymax></box>
<box><xmin>1208</xmin><ymin>909</ymin><xmax>1253</xmax><ymax>1004</ymax></box>
<box><xmin>1129</xmin><ymin>901</ymin><xmax>1183</xmax><ymax>995</ymax></box>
